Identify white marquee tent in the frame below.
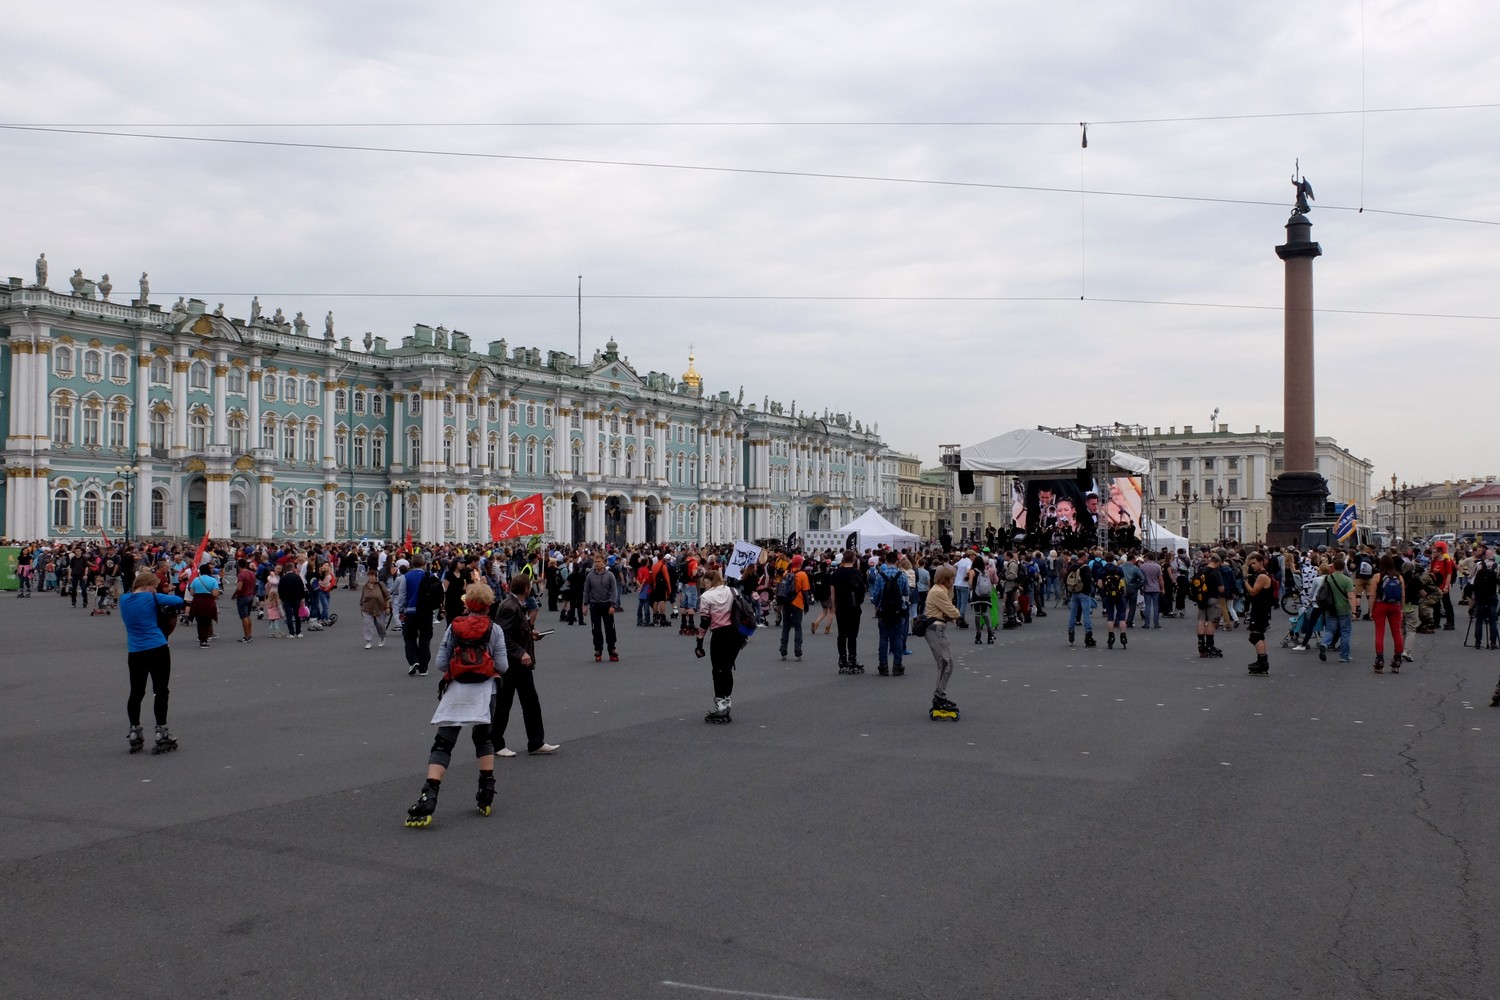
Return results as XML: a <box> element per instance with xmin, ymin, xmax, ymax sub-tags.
<box><xmin>959</xmin><ymin>428</ymin><xmax>1150</xmax><ymax>477</ymax></box>
<box><xmin>837</xmin><ymin>507</ymin><xmax>920</xmax><ymax>550</ymax></box>
<box><xmin>1142</xmin><ymin>519</ymin><xmax>1191</xmax><ymax>553</ymax></box>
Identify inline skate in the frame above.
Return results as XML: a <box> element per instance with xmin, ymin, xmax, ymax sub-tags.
<box><xmin>127</xmin><ymin>724</ymin><xmax>144</xmax><ymax>754</ymax></box>
<box><xmin>704</xmin><ymin>696</ymin><xmax>732</xmax><ymax>724</ymax></box>
<box><xmin>405</xmin><ymin>778</ymin><xmax>440</xmax><ymax>827</ymax></box>
<box><xmin>476</xmin><ymin>772</ymin><xmax>496</xmax><ymax>817</ymax></box>
<box><xmin>929</xmin><ymin>696</ymin><xmax>960</xmax><ymax>721</ymax></box>
<box><xmin>151</xmin><ymin>724</ymin><xmax>178</xmax><ymax>754</ymax></box>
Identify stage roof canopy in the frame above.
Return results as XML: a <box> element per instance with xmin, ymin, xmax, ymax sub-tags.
<box><xmin>959</xmin><ymin>429</ymin><xmax>1150</xmax><ymax>478</ymax></box>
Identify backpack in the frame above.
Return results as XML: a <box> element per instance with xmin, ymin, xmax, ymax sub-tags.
<box><xmin>1379</xmin><ymin>574</ymin><xmax>1403</xmax><ymax>604</ymax></box>
<box><xmin>775</xmin><ymin>573</ymin><xmax>798</xmax><ymax>607</ymax></box>
<box><xmin>1316</xmin><ymin>576</ymin><xmax>1343</xmax><ymax>615</ymax></box>
<box><xmin>974</xmin><ymin>571</ymin><xmax>993</xmax><ymax>598</ymax></box>
<box><xmin>1100</xmin><ymin>570</ymin><xmax>1125</xmax><ymax>599</ymax></box>
<box><xmin>1065</xmin><ymin>568</ymin><xmax>1084</xmax><ymax>594</ymax></box>
<box><xmin>732</xmin><ymin>592</ymin><xmax>759</xmax><ymax>639</ymax></box>
<box><xmin>445</xmin><ymin>614</ymin><xmax>499</xmax><ymax>683</ymax></box>
<box><xmin>1188</xmin><ymin>570</ymin><xmax>1210</xmax><ymax>606</ymax></box>
<box><xmin>418</xmin><ymin>572</ymin><xmax>446</xmax><ymax>615</ymax></box>
<box><xmin>877</xmin><ymin>569</ymin><xmax>905</xmax><ymax>619</ymax></box>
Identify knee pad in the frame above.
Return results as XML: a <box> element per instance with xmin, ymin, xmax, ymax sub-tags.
<box><xmin>428</xmin><ymin>732</ymin><xmax>457</xmax><ymax>768</ymax></box>
<box><xmin>473</xmin><ymin>736</ymin><xmax>495</xmax><ymax>759</ymax></box>
<box><xmin>1248</xmin><ymin>630</ymin><xmax>1265</xmax><ymax>645</ymax></box>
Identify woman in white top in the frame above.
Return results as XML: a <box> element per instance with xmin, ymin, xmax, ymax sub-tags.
<box><xmin>696</xmin><ymin>569</ymin><xmax>742</xmax><ymax>724</ymax></box>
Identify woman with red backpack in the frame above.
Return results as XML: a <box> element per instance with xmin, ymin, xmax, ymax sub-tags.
<box><xmin>404</xmin><ymin>582</ymin><xmax>510</xmax><ymax>828</ymax></box>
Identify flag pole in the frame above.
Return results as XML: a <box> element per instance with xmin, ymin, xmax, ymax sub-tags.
<box><xmin>577</xmin><ymin>275</ymin><xmax>582</xmax><ymax>359</ymax></box>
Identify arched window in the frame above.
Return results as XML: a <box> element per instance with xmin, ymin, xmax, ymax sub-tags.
<box><xmin>645</xmin><ymin>447</ymin><xmax>654</xmax><ymax>480</ymax></box>
<box><xmin>353</xmin><ymin>496</ymin><xmax>368</xmax><ymax>535</ymax></box>
<box><xmin>466</xmin><ymin>498</ymin><xmax>478</xmax><ymax>540</ymax></box>
<box><xmin>284</xmin><ymin>376</ymin><xmax>298</xmax><ymax>403</ymax></box>
<box><xmin>305</xmin><ymin>381</ymin><xmax>318</xmax><ymax>407</ymax></box>
<box><xmin>508</xmin><ymin>402</ymin><xmax>519</xmax><ymax>424</ymax></box>
<box><xmin>282</xmin><ymin>422</ymin><xmax>298</xmax><ymax>463</ymax></box>
<box><xmin>570</xmin><ymin>410</ymin><xmax>581</xmax><ymax>430</ymax></box>
<box><xmin>525</xmin><ymin>436</ymin><xmax>537</xmax><ymax>476</ymax></box>
<box><xmin>676</xmin><ymin>453</ymin><xmax>685</xmax><ymax>484</ymax></box>
<box><xmin>109</xmin><ymin>353</ymin><xmax>128</xmax><ymax>381</ymax></box>
<box><xmin>353</xmin><ymin>430</ymin><xmax>367</xmax><ymax>468</ymax></box>
<box><xmin>353</xmin><ymin>391</ymin><xmax>366</xmax><ymax>415</ymax></box>
<box><xmin>335</xmin><ymin>496</ymin><xmax>349</xmax><ymax>538</ymax></box>
<box><xmin>263</xmin><ymin>374</ymin><xmax>277</xmax><ymax>401</ymax></box>
<box><xmin>543</xmin><ymin>439</ymin><xmax>554</xmax><ymax>475</ymax></box>
<box><xmin>108</xmin><ymin>490</ymin><xmax>126</xmax><ymax>531</ymax></box>
<box><xmin>259</xmin><ymin>415</ymin><xmax>275</xmax><ymax>451</ymax></box>
<box><xmin>282</xmin><ymin>495</ymin><xmax>297</xmax><ymax>533</ymax></box>
<box><xmin>81</xmin><ymin>488</ymin><xmax>101</xmax><ymax>529</ymax></box>
<box><xmin>525</xmin><ymin>402</ymin><xmax>536</xmax><ymax>426</ymax></box>
<box><xmin>487</xmin><ymin>433</ymin><xmax>499</xmax><ymax>470</ymax></box>
<box><xmin>610</xmin><ymin>413</ymin><xmax>620</xmax><ymax>434</ymax></box>
<box><xmin>149</xmin><ymin>356</ymin><xmax>168</xmax><ymax>385</ymax></box>
<box><xmin>372</xmin><ymin>393</ymin><xmax>385</xmax><ymax>417</ymax></box>
<box><xmin>52</xmin><ymin>395</ymin><xmax>74</xmax><ymax>445</ymax></box>
<box><xmin>467</xmin><ymin>436</ymin><xmax>479</xmax><ymax>470</ymax></box>
<box><xmin>335</xmin><ymin>428</ymin><xmax>348</xmax><ymax>467</ymax></box>
<box><xmin>443</xmin><ymin>394</ymin><xmax>454</xmax><ymax>418</ymax></box>
<box><xmin>189</xmin><ymin>361</ymin><xmax>209</xmax><ymax>390</ymax></box>
<box><xmin>227</xmin><ymin>367</ymin><xmax>246</xmax><ymax>394</ymax></box>
<box><xmin>335</xmin><ymin>389</ymin><xmax>347</xmax><ymax>412</ymax></box>
<box><xmin>228</xmin><ymin>414</ymin><xmax>247</xmax><ymax>454</ymax></box>
<box><xmin>372</xmin><ymin>497</ymin><xmax>386</xmax><ymax>534</ymax></box>
<box><xmin>570</xmin><ymin>439</ymin><xmax>582</xmax><ymax>475</ymax></box>
<box><xmin>508</xmin><ymin>435</ymin><xmax>519</xmax><ymax>471</ymax></box>
<box><xmin>373</xmin><ymin>433</ymin><xmax>386</xmax><ymax>468</ymax></box>
<box><xmin>52</xmin><ymin>486</ymin><xmax>73</xmax><ymax>529</ymax></box>
<box><xmin>83</xmin><ymin>351</ymin><xmax>102</xmax><ymax>379</ymax></box>
<box><xmin>407</xmin><ymin>430</ymin><xmax>421</xmax><ymax>468</ymax></box>
<box><xmin>54</xmin><ymin>346</ymin><xmax>74</xmax><ymax>377</ymax></box>
<box><xmin>543</xmin><ymin>406</ymin><xmax>554</xmax><ymax>429</ymax></box>
<box><xmin>151</xmin><ymin>409</ymin><xmax>170</xmax><ymax>451</ymax></box>
<box><xmin>304</xmin><ymin>423</ymin><xmax>319</xmax><ymax>463</ymax></box>
<box><xmin>187</xmin><ymin>411</ymin><xmax>208</xmax><ymax>452</ymax></box>
<box><xmin>443</xmin><ymin>496</ymin><xmax>455</xmax><ymax>539</ymax></box>
<box><xmin>409</xmin><ymin>392</ymin><xmax>421</xmax><ymax>417</ymax></box>
<box><xmin>151</xmin><ymin>487</ymin><xmax>168</xmax><ymax>531</ymax></box>
<box><xmin>443</xmin><ymin>430</ymin><xmax>454</xmax><ymax>469</ymax></box>
<box><xmin>303</xmin><ymin>495</ymin><xmax>318</xmax><ymax>533</ymax></box>
<box><xmin>487</xmin><ymin>399</ymin><xmax>499</xmax><ymax>422</ymax></box>
<box><xmin>610</xmin><ymin>443</ymin><xmax>620</xmax><ymax>478</ymax></box>
<box><xmin>625</xmin><ymin>445</ymin><xmax>635</xmax><ymax>479</ymax></box>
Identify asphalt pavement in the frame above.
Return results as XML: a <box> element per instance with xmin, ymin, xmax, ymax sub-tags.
<box><xmin>2</xmin><ymin>587</ymin><xmax>1498</xmax><ymax>1000</ymax></box>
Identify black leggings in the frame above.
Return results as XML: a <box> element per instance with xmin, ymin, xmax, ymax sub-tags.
<box><xmin>709</xmin><ymin>627</ymin><xmax>744</xmax><ymax>698</ymax></box>
<box><xmin>835</xmin><ymin>606</ymin><xmax>862</xmax><ymax>663</ymax></box>
<box><xmin>127</xmin><ymin>645</ymin><xmax>172</xmax><ymax>727</ymax></box>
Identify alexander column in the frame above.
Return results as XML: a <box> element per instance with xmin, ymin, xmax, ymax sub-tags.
<box><xmin>1267</xmin><ymin>167</ymin><xmax>1330</xmax><ymax>546</ymax></box>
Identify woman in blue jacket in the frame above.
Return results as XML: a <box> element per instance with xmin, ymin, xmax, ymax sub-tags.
<box><xmin>119</xmin><ymin>571</ymin><xmax>186</xmax><ymax>753</ymax></box>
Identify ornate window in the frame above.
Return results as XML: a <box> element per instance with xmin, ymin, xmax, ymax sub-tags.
<box><xmin>352</xmin><ymin>496</ymin><xmax>368</xmax><ymax>535</ymax></box>
<box><xmin>303</xmin><ymin>495</ymin><xmax>318</xmax><ymax>533</ymax></box>
<box><xmin>408</xmin><ymin>392</ymin><xmax>421</xmax><ymax>417</ymax></box>
<box><xmin>508</xmin><ymin>402</ymin><xmax>519</xmax><ymax>424</ymax></box>
<box><xmin>543</xmin><ymin>439</ymin><xmax>554</xmax><ymax>475</ymax></box>
<box><xmin>335</xmin><ymin>428</ymin><xmax>348</xmax><ymax>467</ymax></box>
<box><xmin>371</xmin><ymin>393</ymin><xmax>384</xmax><ymax>417</ymax></box>
<box><xmin>625</xmin><ymin>445</ymin><xmax>635</xmax><ymax>479</ymax></box>
<box><xmin>228</xmin><ymin>414</ymin><xmax>247</xmax><ymax>454</ymax></box>
<box><xmin>108</xmin><ymin>490</ymin><xmax>126</xmax><ymax>531</ymax></box>
<box><xmin>282</xmin><ymin>495</ymin><xmax>297</xmax><ymax>533</ymax></box>
<box><xmin>284</xmin><ymin>376</ymin><xmax>298</xmax><ymax>403</ymax></box>
<box><xmin>570</xmin><ymin>410</ymin><xmax>581</xmax><ymax>430</ymax></box>
<box><xmin>151</xmin><ymin>410</ymin><xmax>171</xmax><ymax>451</ymax></box>
<box><xmin>645</xmin><ymin>447</ymin><xmax>654</xmax><ymax>480</ymax></box>
<box><xmin>81</xmin><ymin>402</ymin><xmax>102</xmax><ymax>448</ymax></box>
<box><xmin>353</xmin><ymin>431</ymin><xmax>367</xmax><ymax>468</ymax></box>
<box><xmin>443</xmin><ymin>496</ymin><xmax>455</xmax><ymax>539</ymax></box>
<box><xmin>83</xmin><ymin>351</ymin><xmax>103</xmax><ymax>380</ymax></box>
<box><xmin>109</xmin><ymin>406</ymin><xmax>128</xmax><ymax>450</ymax></box>
<box><xmin>226</xmin><ymin>367</ymin><xmax>246</xmax><ymax>394</ymax></box>
<box><xmin>335</xmin><ymin>496</ymin><xmax>348</xmax><ymax>538</ymax></box>
<box><xmin>443</xmin><ymin>430</ymin><xmax>454</xmax><ymax>469</ymax></box>
<box><xmin>305</xmin><ymin>381</ymin><xmax>318</xmax><ymax>407</ymax></box>
<box><xmin>444</xmin><ymin>394</ymin><xmax>455</xmax><ymax>418</ymax></box>
<box><xmin>570</xmin><ymin>438</ymin><xmax>582</xmax><ymax>475</ymax></box>
<box><xmin>259</xmin><ymin>415</ymin><xmax>275</xmax><ymax>451</ymax></box>
<box><xmin>52</xmin><ymin>394</ymin><xmax>74</xmax><ymax>445</ymax></box>
<box><xmin>486</xmin><ymin>433</ymin><xmax>499</xmax><ymax>470</ymax></box>
<box><xmin>187</xmin><ymin>412</ymin><xmax>208</xmax><ymax>453</ymax></box>
<box><xmin>109</xmin><ymin>353</ymin><xmax>128</xmax><ymax>381</ymax></box>
<box><xmin>373</xmin><ymin>433</ymin><xmax>386</xmax><ymax>468</ymax></box>
<box><xmin>466</xmin><ymin>498</ymin><xmax>478</xmax><ymax>540</ymax></box>
<box><xmin>487</xmin><ymin>399</ymin><xmax>499</xmax><ymax>422</ymax></box>
<box><xmin>149</xmin><ymin>356</ymin><xmax>169</xmax><ymax>385</ymax></box>
<box><xmin>543</xmin><ymin>406</ymin><xmax>554</xmax><ymax>429</ymax></box>
<box><xmin>521</xmin><ymin>435</ymin><xmax>534</xmax><ymax>476</ymax></box>
<box><xmin>353</xmin><ymin>391</ymin><xmax>366</xmax><ymax>415</ymax></box>
<box><xmin>508</xmin><ymin>435</ymin><xmax>519</xmax><ymax>471</ymax></box>
<box><xmin>304</xmin><ymin>423</ymin><xmax>319</xmax><ymax>464</ymax></box>
<box><xmin>335</xmin><ymin>389</ymin><xmax>348</xmax><ymax>412</ymax></box>
<box><xmin>81</xmin><ymin>488</ymin><xmax>101</xmax><ymax>529</ymax></box>
<box><xmin>263</xmin><ymin>374</ymin><xmax>277</xmax><ymax>401</ymax></box>
<box><xmin>407</xmin><ymin>430</ymin><xmax>421</xmax><ymax>467</ymax></box>
<box><xmin>53</xmin><ymin>486</ymin><xmax>73</xmax><ymax>529</ymax></box>
<box><xmin>282</xmin><ymin>422</ymin><xmax>298</xmax><ymax>463</ymax></box>
<box><xmin>151</xmin><ymin>488</ymin><xmax>167</xmax><ymax>531</ymax></box>
<box><xmin>526</xmin><ymin>403</ymin><xmax>537</xmax><ymax>426</ymax></box>
<box><xmin>467</xmin><ymin>436</ymin><xmax>479</xmax><ymax>470</ymax></box>
<box><xmin>54</xmin><ymin>346</ymin><xmax>74</xmax><ymax>377</ymax></box>
<box><xmin>610</xmin><ymin>442</ymin><xmax>620</xmax><ymax>478</ymax></box>
<box><xmin>189</xmin><ymin>361</ymin><xmax>209</xmax><ymax>391</ymax></box>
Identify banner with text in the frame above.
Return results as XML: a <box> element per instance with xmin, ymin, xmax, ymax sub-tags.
<box><xmin>803</xmin><ymin>529</ymin><xmax>861</xmax><ymax>554</ymax></box>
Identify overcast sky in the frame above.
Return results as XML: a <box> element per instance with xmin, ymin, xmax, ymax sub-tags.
<box><xmin>4</xmin><ymin>1</ymin><xmax>1496</xmax><ymax>491</ymax></box>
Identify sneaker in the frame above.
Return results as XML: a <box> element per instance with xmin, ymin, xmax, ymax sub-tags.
<box><xmin>199</xmin><ymin>641</ymin><xmax>209</xmax><ymax>648</ymax></box>
<box><xmin>416</xmin><ymin>669</ymin><xmax>428</xmax><ymax>676</ymax></box>
<box><xmin>529</xmin><ymin>743</ymin><xmax>560</xmax><ymax>755</ymax></box>
<box><xmin>609</xmin><ymin>652</ymin><xmax>619</xmax><ymax>662</ymax></box>
<box><xmin>364</xmin><ymin>642</ymin><xmax>372</xmax><ymax>649</ymax></box>
<box><xmin>236</xmin><ymin>637</ymin><xmax>252</xmax><ymax>643</ymax></box>
<box><xmin>1318</xmin><ymin>642</ymin><xmax>1327</xmax><ymax>662</ymax></box>
<box><xmin>496</xmin><ymin>748</ymin><xmax>518</xmax><ymax>758</ymax></box>
<box><xmin>378</xmin><ymin>638</ymin><xmax>385</xmax><ymax>647</ymax></box>
<box><xmin>408</xmin><ymin>664</ymin><xmax>419</xmax><ymax>676</ymax></box>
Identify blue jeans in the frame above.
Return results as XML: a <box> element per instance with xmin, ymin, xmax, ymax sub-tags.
<box><xmin>637</xmin><ymin>596</ymin><xmax>652</xmax><ymax>625</ymax></box>
<box><xmin>1068</xmin><ymin>594</ymin><xmax>1094</xmax><ymax>635</ymax></box>
<box><xmin>1478</xmin><ymin>598</ymin><xmax>1499</xmax><ymax>646</ymax></box>
<box><xmin>1321</xmin><ymin>613</ymin><xmax>1353</xmax><ymax>660</ymax></box>
<box><xmin>779</xmin><ymin>606</ymin><xmax>804</xmax><ymax>656</ymax></box>
<box><xmin>877</xmin><ymin>616</ymin><xmax>904</xmax><ymax>667</ymax></box>
<box><xmin>1143</xmin><ymin>592</ymin><xmax>1160</xmax><ymax>627</ymax></box>
<box><xmin>954</xmin><ymin>586</ymin><xmax>970</xmax><ymax>617</ymax></box>
<box><xmin>680</xmin><ymin>583</ymin><xmax>699</xmax><ymax>610</ymax></box>
<box><xmin>312</xmin><ymin>588</ymin><xmax>330</xmax><ymax>621</ymax></box>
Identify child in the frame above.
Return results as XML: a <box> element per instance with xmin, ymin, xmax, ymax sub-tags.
<box><xmin>404</xmin><ymin>583</ymin><xmax>510</xmax><ymax>828</ymax></box>
<box><xmin>265</xmin><ymin>568</ymin><xmax>284</xmax><ymax>638</ymax></box>
<box><xmin>92</xmin><ymin>572</ymin><xmax>113</xmax><ymax>615</ymax></box>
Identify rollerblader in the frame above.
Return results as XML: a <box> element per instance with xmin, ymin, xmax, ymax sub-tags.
<box><xmin>921</xmin><ymin>565</ymin><xmax>963</xmax><ymax>720</ymax></box>
<box><xmin>1243</xmin><ymin>553</ymin><xmax>1275</xmax><ymax>674</ymax></box>
<box><xmin>829</xmin><ymin>550</ymin><xmax>866</xmax><ymax>674</ymax></box>
<box><xmin>404</xmin><ymin>583</ymin><xmax>509</xmax><ymax>828</ymax></box>
<box><xmin>118</xmin><ymin>571</ymin><xmax>186</xmax><ymax>754</ymax></box>
<box><xmin>696</xmin><ymin>569</ymin><xmax>745</xmax><ymax>723</ymax></box>
<box><xmin>1371</xmin><ymin>555</ymin><xmax>1406</xmax><ymax>673</ymax></box>
<box><xmin>968</xmin><ymin>556</ymin><xmax>995</xmax><ymax>644</ymax></box>
<box><xmin>1192</xmin><ymin>553</ymin><xmax>1225</xmax><ymax>658</ymax></box>
<box><xmin>1063</xmin><ymin>554</ymin><xmax>1096</xmax><ymax>648</ymax></box>
<box><xmin>1098</xmin><ymin>557</ymin><xmax>1128</xmax><ymax>650</ymax></box>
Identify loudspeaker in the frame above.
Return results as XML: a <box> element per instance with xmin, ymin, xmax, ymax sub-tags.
<box><xmin>958</xmin><ymin>471</ymin><xmax>975</xmax><ymax>495</ymax></box>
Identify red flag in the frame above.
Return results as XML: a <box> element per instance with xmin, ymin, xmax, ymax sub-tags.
<box><xmin>99</xmin><ymin>525</ymin><xmax>110</xmax><ymax>545</ymax></box>
<box><xmin>403</xmin><ymin>528</ymin><xmax>412</xmax><ymax>554</ymax></box>
<box><xmin>488</xmin><ymin>493</ymin><xmax>545</xmax><ymax>541</ymax></box>
<box><xmin>188</xmin><ymin>532</ymin><xmax>210</xmax><ymax>580</ymax></box>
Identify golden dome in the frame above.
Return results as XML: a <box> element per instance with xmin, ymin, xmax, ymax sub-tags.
<box><xmin>681</xmin><ymin>349</ymin><xmax>702</xmax><ymax>389</ymax></box>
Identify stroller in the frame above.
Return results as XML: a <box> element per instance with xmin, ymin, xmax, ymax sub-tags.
<box><xmin>1280</xmin><ymin>604</ymin><xmax>1322</xmax><ymax>649</ymax></box>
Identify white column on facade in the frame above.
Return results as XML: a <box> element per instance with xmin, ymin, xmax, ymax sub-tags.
<box><xmin>474</xmin><ymin>392</ymin><xmax>490</xmax><ymax>474</ymax></box>
<box><xmin>134</xmin><ymin>354</ymin><xmax>151</xmax><ymax>459</ymax></box>
<box><xmin>171</xmin><ymin>352</ymin><xmax>188</xmax><ymax>457</ymax></box>
<box><xmin>258</xmin><ymin>474</ymin><xmax>275</xmax><ymax>537</ymax></box>
<box><xmin>246</xmin><ymin>363</ymin><xmax>261</xmax><ymax>452</ymax></box>
<box><xmin>655</xmin><ymin>418</ymin><xmax>667</xmax><ymax>483</ymax></box>
<box><xmin>455</xmin><ymin>393</ymin><xmax>471</xmax><ymax>474</ymax></box>
<box><xmin>321</xmin><ymin>484</ymin><xmax>337</xmax><ymax>542</ymax></box>
<box><xmin>500</xmin><ymin>393</ymin><xmax>513</xmax><ymax>472</ymax></box>
<box><xmin>421</xmin><ymin>387</ymin><xmax>439</xmax><ymax>479</ymax></box>
<box><xmin>630</xmin><ymin>495</ymin><xmax>646</xmax><ymax>544</ymax></box>
<box><xmin>582</xmin><ymin>404</ymin><xmax>596</xmax><ymax>477</ymax></box>
<box><xmin>211</xmin><ymin>357</ymin><xmax>229</xmax><ymax>447</ymax></box>
<box><xmin>206</xmin><ymin>473</ymin><xmax>232</xmax><ymax>539</ymax></box>
<box><xmin>321</xmin><ymin>370</ymin><xmax>336</xmax><ymax>469</ymax></box>
<box><xmin>589</xmin><ymin>492</ymin><xmax>604</xmax><ymax>542</ymax></box>
<box><xmin>390</xmin><ymin>384</ymin><xmax>406</xmax><ymax>471</ymax></box>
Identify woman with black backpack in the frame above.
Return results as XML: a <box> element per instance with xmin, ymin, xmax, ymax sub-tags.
<box><xmin>696</xmin><ymin>569</ymin><xmax>745</xmax><ymax>724</ymax></box>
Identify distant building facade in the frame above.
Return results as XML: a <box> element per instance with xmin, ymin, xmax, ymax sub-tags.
<box><xmin>1</xmin><ymin>266</ymin><xmax>885</xmax><ymax>543</ymax></box>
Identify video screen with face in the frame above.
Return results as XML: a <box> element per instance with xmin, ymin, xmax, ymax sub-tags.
<box><xmin>1012</xmin><ymin>476</ymin><xmax>1142</xmax><ymax>541</ymax></box>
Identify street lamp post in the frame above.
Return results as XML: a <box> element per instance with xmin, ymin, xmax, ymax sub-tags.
<box><xmin>1378</xmin><ymin>475</ymin><xmax>1415</xmax><ymax>544</ymax></box>
<box><xmin>1209</xmin><ymin>488</ymin><xmax>1230</xmax><ymax>545</ymax></box>
<box><xmin>114</xmin><ymin>464</ymin><xmax>140</xmax><ymax>544</ymax></box>
<box><xmin>1171</xmin><ymin>491</ymin><xmax>1199</xmax><ymax>544</ymax></box>
<box><xmin>391</xmin><ymin>480</ymin><xmax>410</xmax><ymax>546</ymax></box>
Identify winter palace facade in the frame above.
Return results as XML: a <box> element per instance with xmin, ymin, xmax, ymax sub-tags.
<box><xmin>1</xmin><ymin>263</ymin><xmax>886</xmax><ymax>546</ymax></box>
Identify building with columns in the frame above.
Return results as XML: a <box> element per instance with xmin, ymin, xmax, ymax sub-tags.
<box><xmin>1</xmin><ymin>265</ymin><xmax>886</xmax><ymax>544</ymax></box>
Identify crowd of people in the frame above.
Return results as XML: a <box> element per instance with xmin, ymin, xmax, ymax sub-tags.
<box><xmin>7</xmin><ymin>526</ymin><xmax>1495</xmax><ymax>827</ymax></box>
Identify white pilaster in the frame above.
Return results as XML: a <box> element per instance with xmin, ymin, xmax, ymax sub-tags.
<box><xmin>134</xmin><ymin>354</ymin><xmax>151</xmax><ymax>459</ymax></box>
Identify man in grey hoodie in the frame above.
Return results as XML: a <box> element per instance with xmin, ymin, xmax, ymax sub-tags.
<box><xmin>583</xmin><ymin>554</ymin><xmax>621</xmax><ymax>662</ymax></box>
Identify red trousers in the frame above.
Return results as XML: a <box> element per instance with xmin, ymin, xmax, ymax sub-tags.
<box><xmin>1372</xmin><ymin>601</ymin><xmax>1403</xmax><ymax>657</ymax></box>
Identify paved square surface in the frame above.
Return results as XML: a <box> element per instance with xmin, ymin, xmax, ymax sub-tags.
<box><xmin>3</xmin><ymin>590</ymin><xmax>1498</xmax><ymax>999</ymax></box>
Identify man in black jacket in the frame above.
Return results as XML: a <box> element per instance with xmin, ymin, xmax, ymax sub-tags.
<box><xmin>491</xmin><ymin>574</ymin><xmax>558</xmax><ymax>756</ymax></box>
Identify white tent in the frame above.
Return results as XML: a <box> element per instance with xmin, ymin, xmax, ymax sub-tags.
<box><xmin>837</xmin><ymin>507</ymin><xmax>920</xmax><ymax>550</ymax></box>
<box><xmin>1141</xmin><ymin>519</ymin><xmax>1191</xmax><ymax>553</ymax></box>
<box><xmin>959</xmin><ymin>428</ymin><xmax>1150</xmax><ymax>477</ymax></box>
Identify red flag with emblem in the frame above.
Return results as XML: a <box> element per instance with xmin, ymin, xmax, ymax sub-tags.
<box><xmin>488</xmin><ymin>493</ymin><xmax>545</xmax><ymax>540</ymax></box>
<box><xmin>188</xmin><ymin>532</ymin><xmax>210</xmax><ymax>580</ymax></box>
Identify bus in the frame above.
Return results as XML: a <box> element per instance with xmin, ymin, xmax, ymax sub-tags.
<box><xmin>1299</xmin><ymin>521</ymin><xmax>1377</xmax><ymax>551</ymax></box>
